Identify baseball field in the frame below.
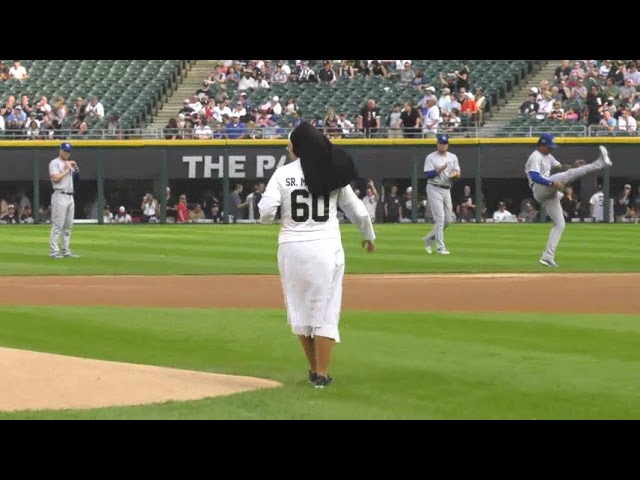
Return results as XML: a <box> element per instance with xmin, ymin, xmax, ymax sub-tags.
<box><xmin>0</xmin><ymin>223</ymin><xmax>639</xmax><ymax>419</ymax></box>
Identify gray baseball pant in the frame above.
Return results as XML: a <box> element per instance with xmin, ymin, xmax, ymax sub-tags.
<box><xmin>50</xmin><ymin>191</ymin><xmax>75</xmax><ymax>255</ymax></box>
<box><xmin>533</xmin><ymin>159</ymin><xmax>604</xmax><ymax>260</ymax></box>
<box><xmin>425</xmin><ymin>183</ymin><xmax>453</xmax><ymax>251</ymax></box>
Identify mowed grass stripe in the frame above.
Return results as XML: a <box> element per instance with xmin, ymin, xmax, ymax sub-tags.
<box><xmin>0</xmin><ymin>224</ymin><xmax>637</xmax><ymax>275</ymax></box>
<box><xmin>0</xmin><ymin>307</ymin><xmax>639</xmax><ymax>419</ymax></box>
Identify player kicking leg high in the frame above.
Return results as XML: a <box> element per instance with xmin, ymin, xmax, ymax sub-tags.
<box><xmin>524</xmin><ymin>134</ymin><xmax>612</xmax><ymax>267</ymax></box>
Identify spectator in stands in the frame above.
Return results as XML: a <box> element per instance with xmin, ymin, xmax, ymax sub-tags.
<box><xmin>492</xmin><ymin>201</ymin><xmax>513</xmax><ymax>222</ymax></box>
<box><xmin>72</xmin><ymin>97</ymin><xmax>86</xmax><ymax>116</ymax></box>
<box><xmin>411</xmin><ymin>69</ymin><xmax>429</xmax><ymax>90</ymax></box>
<box><xmin>422</xmin><ymin>97</ymin><xmax>441</xmax><ymax>137</ymax></box>
<box><xmin>460</xmin><ymin>92</ymin><xmax>478</xmax><ymax>126</ymax></box>
<box><xmin>70</xmin><ymin>113</ymin><xmax>88</xmax><ymax>137</ymax></box>
<box><xmin>267</xmin><ymin>96</ymin><xmax>282</xmax><ymax>116</ymax></box>
<box><xmin>606</xmin><ymin>61</ymin><xmax>624</xmax><ymax>85</ymax></box>
<box><xmin>399</xmin><ymin>61</ymin><xmax>416</xmax><ymax>84</ymax></box>
<box><xmin>318</xmin><ymin>61</ymin><xmax>337</xmax><ymax>84</ymax></box>
<box><xmin>284</xmin><ymin>97</ymin><xmax>298</xmax><ymax>115</ymax></box>
<box><xmin>456</xmin><ymin>61</ymin><xmax>470</xmax><ymax>90</ymax></box>
<box><xmin>296</xmin><ymin>61</ymin><xmax>316</xmax><ymax>83</ymax></box>
<box><xmin>176</xmin><ymin>194</ymin><xmax>188</xmax><ymax>223</ymax></box>
<box><xmin>189</xmin><ymin>203</ymin><xmax>206</xmax><ymax>222</ymax></box>
<box><xmin>563</xmin><ymin>106</ymin><xmax>579</xmax><ymax>122</ymax></box>
<box><xmin>20</xmin><ymin>95</ymin><xmax>33</xmax><ymax>117</ymax></box>
<box><xmin>399</xmin><ymin>101</ymin><xmax>421</xmax><ymax>138</ymax></box>
<box><xmin>356</xmin><ymin>99</ymin><xmax>382</xmax><ymax>138</ymax></box>
<box><xmin>598</xmin><ymin>110</ymin><xmax>617</xmax><ymax>132</ymax></box>
<box><xmin>194</xmin><ymin>118</ymin><xmax>212</xmax><ymax>139</ymax></box>
<box><xmin>25</xmin><ymin>119</ymin><xmax>39</xmax><ymax>139</ymax></box>
<box><xmin>585</xmin><ymin>85</ymin><xmax>607</xmax><ymax>125</ymax></box>
<box><xmin>255</xmin><ymin>72</ymin><xmax>270</xmax><ymax>89</ymax></box>
<box><xmin>9</xmin><ymin>60</ymin><xmax>27</xmax><ymax>81</ymax></box>
<box><xmin>365</xmin><ymin>60</ymin><xmax>389</xmax><ymax>78</ymax></box>
<box><xmin>20</xmin><ymin>205</ymin><xmax>34</xmax><ymax>224</ymax></box>
<box><xmin>619</xmin><ymin>78</ymin><xmax>636</xmax><ymax>104</ymax></box>
<box><xmin>213</xmin><ymin>85</ymin><xmax>229</xmax><ymax>105</ymax></box>
<box><xmin>1</xmin><ymin>95</ymin><xmax>16</xmax><ymax>116</ymax></box>
<box><xmin>598</xmin><ymin>60</ymin><xmax>612</xmax><ymax>78</ymax></box>
<box><xmin>115</xmin><ymin>206</ymin><xmax>132</xmax><ymax>224</ymax></box>
<box><xmin>163</xmin><ymin>117</ymin><xmax>180</xmax><ymax>140</ymax></box>
<box><xmin>210</xmin><ymin>65</ymin><xmax>227</xmax><ymax>85</ymax></box>
<box><xmin>213</xmin><ymin>100</ymin><xmax>232</xmax><ymax>123</ymax></box>
<box><xmin>548</xmin><ymin>100</ymin><xmax>565</xmax><ymax>120</ymax></box>
<box><xmin>225</xmin><ymin>113</ymin><xmax>247</xmax><ymax>139</ymax></box>
<box><xmin>338</xmin><ymin>60</ymin><xmax>355</xmax><ymax>79</ymax></box>
<box><xmin>230</xmin><ymin>101</ymin><xmax>246</xmax><ymax>119</ymax></box>
<box><xmin>224</xmin><ymin>66</ymin><xmax>239</xmax><ymax>85</ymax></box>
<box><xmin>443</xmin><ymin>108</ymin><xmax>461</xmax><ymax>132</ymax></box>
<box><xmin>617</xmin><ymin>107</ymin><xmax>637</xmax><ymax>131</ymax></box>
<box><xmin>255</xmin><ymin>107</ymin><xmax>271</xmax><ymax>127</ymax></box>
<box><xmin>6</xmin><ymin>106</ymin><xmax>27</xmax><ymax>129</ymax></box>
<box><xmin>262</xmin><ymin>117</ymin><xmax>285</xmax><ymax>139</ymax></box>
<box><xmin>624</xmin><ymin>62</ymin><xmax>640</xmax><ymax>86</ymax></box>
<box><xmin>555</xmin><ymin>60</ymin><xmax>571</xmax><ymax>82</ymax></box>
<box><xmin>385</xmin><ymin>104</ymin><xmax>403</xmax><ymax>138</ymax></box>
<box><xmin>238</xmin><ymin>70</ymin><xmax>257</xmax><ymax>92</ymax></box>
<box><xmin>86</xmin><ymin>96</ymin><xmax>105</xmax><ymax>119</ymax></box>
<box><xmin>271</xmin><ymin>64</ymin><xmax>288</xmax><ymax>84</ymax></box>
<box><xmin>571</xmin><ymin>78</ymin><xmax>588</xmax><ymax>101</ymax></box>
<box><xmin>54</xmin><ymin>96</ymin><xmax>67</xmax><ymax>122</ymax></box>
<box><xmin>517</xmin><ymin>201</ymin><xmax>538</xmax><ymax>223</ymax></box>
<box><xmin>0</xmin><ymin>61</ymin><xmax>8</xmax><ymax>81</ymax></box>
<box><xmin>1</xmin><ymin>204</ymin><xmax>19</xmax><ymax>224</ymax></box>
<box><xmin>614</xmin><ymin>184</ymin><xmax>633</xmax><ymax>223</ymax></box>
<box><xmin>536</xmin><ymin>91</ymin><xmax>554</xmax><ymax>120</ymax></box>
<box><xmin>0</xmin><ymin>111</ymin><xmax>4</xmax><ymax>133</ymax></box>
<box><xmin>337</xmin><ymin>113</ymin><xmax>354</xmax><ymax>136</ymax></box>
<box><xmin>603</xmin><ymin>76</ymin><xmax>619</xmax><ymax>100</ymax></box>
<box><xmin>456</xmin><ymin>185</ymin><xmax>476</xmax><ymax>219</ymax></box>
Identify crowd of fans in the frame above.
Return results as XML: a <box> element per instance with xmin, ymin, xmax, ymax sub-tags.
<box><xmin>162</xmin><ymin>60</ymin><xmax>488</xmax><ymax>140</ymax></box>
<box><xmin>519</xmin><ymin>60</ymin><xmax>640</xmax><ymax>133</ymax></box>
<box><xmin>0</xmin><ymin>60</ymin><xmax>122</xmax><ymax>139</ymax></box>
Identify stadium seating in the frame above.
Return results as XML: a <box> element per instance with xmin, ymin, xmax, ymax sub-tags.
<box><xmin>0</xmin><ymin>60</ymin><xmax>189</xmax><ymax>134</ymax></box>
<box><xmin>208</xmin><ymin>60</ymin><xmax>536</xmax><ymax>129</ymax></box>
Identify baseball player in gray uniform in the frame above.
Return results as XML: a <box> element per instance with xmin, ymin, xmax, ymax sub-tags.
<box><xmin>422</xmin><ymin>134</ymin><xmax>460</xmax><ymax>255</ymax></box>
<box><xmin>525</xmin><ymin>133</ymin><xmax>612</xmax><ymax>267</ymax></box>
<box><xmin>49</xmin><ymin>142</ymin><xmax>80</xmax><ymax>258</ymax></box>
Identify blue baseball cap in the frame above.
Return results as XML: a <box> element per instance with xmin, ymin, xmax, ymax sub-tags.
<box><xmin>538</xmin><ymin>133</ymin><xmax>557</xmax><ymax>149</ymax></box>
<box><xmin>60</xmin><ymin>142</ymin><xmax>72</xmax><ymax>151</ymax></box>
<box><xmin>437</xmin><ymin>134</ymin><xmax>449</xmax><ymax>144</ymax></box>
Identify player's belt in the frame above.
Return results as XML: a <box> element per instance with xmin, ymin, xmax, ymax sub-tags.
<box><xmin>54</xmin><ymin>191</ymin><xmax>74</xmax><ymax>195</ymax></box>
<box><xmin>428</xmin><ymin>183</ymin><xmax>450</xmax><ymax>189</ymax></box>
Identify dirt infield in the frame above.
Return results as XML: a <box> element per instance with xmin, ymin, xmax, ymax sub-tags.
<box><xmin>0</xmin><ymin>273</ymin><xmax>638</xmax><ymax>314</ymax></box>
<box><xmin>1</xmin><ymin>272</ymin><xmax>638</xmax><ymax>413</ymax></box>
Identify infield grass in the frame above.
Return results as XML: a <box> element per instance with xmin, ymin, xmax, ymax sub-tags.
<box><xmin>0</xmin><ymin>223</ymin><xmax>638</xmax><ymax>275</ymax></box>
<box><xmin>0</xmin><ymin>306</ymin><xmax>639</xmax><ymax>420</ymax></box>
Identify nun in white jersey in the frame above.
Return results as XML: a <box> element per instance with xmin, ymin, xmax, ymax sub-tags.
<box><xmin>258</xmin><ymin>121</ymin><xmax>376</xmax><ymax>388</ymax></box>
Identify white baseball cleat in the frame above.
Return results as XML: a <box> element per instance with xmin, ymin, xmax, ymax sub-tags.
<box><xmin>539</xmin><ymin>258</ymin><xmax>559</xmax><ymax>267</ymax></box>
<box><xmin>422</xmin><ymin>236</ymin><xmax>433</xmax><ymax>254</ymax></box>
<box><xmin>598</xmin><ymin>145</ymin><xmax>612</xmax><ymax>167</ymax></box>
<box><xmin>437</xmin><ymin>249</ymin><xmax>451</xmax><ymax>255</ymax></box>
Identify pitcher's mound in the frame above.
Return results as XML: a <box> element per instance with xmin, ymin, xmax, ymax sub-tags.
<box><xmin>0</xmin><ymin>347</ymin><xmax>281</xmax><ymax>412</ymax></box>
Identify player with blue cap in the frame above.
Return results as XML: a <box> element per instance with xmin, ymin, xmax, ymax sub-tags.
<box><xmin>524</xmin><ymin>134</ymin><xmax>612</xmax><ymax>267</ymax></box>
<box><xmin>422</xmin><ymin>133</ymin><xmax>460</xmax><ymax>255</ymax></box>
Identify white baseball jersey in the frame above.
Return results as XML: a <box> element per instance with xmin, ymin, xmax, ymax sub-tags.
<box><xmin>423</xmin><ymin>151</ymin><xmax>460</xmax><ymax>187</ymax></box>
<box><xmin>49</xmin><ymin>157</ymin><xmax>73</xmax><ymax>192</ymax></box>
<box><xmin>258</xmin><ymin>159</ymin><xmax>375</xmax><ymax>244</ymax></box>
<box><xmin>524</xmin><ymin>150</ymin><xmax>561</xmax><ymax>186</ymax></box>
<box><xmin>590</xmin><ymin>192</ymin><xmax>604</xmax><ymax>221</ymax></box>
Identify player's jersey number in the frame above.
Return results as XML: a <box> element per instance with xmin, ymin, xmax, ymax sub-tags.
<box><xmin>290</xmin><ymin>189</ymin><xmax>330</xmax><ymax>222</ymax></box>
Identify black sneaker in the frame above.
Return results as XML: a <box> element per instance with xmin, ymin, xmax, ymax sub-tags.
<box><xmin>308</xmin><ymin>370</ymin><xmax>318</xmax><ymax>384</ymax></box>
<box><xmin>313</xmin><ymin>375</ymin><xmax>333</xmax><ymax>388</ymax></box>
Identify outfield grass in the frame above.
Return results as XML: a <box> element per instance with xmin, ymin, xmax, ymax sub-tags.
<box><xmin>1</xmin><ymin>306</ymin><xmax>639</xmax><ymax>420</ymax></box>
<box><xmin>0</xmin><ymin>223</ymin><xmax>638</xmax><ymax>275</ymax></box>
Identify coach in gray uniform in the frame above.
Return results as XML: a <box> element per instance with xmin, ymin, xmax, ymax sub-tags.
<box><xmin>422</xmin><ymin>134</ymin><xmax>460</xmax><ymax>255</ymax></box>
<box><xmin>49</xmin><ymin>142</ymin><xmax>80</xmax><ymax>258</ymax></box>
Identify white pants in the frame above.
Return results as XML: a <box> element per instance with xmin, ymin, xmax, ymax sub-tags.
<box><xmin>277</xmin><ymin>238</ymin><xmax>345</xmax><ymax>342</ymax></box>
<box><xmin>532</xmin><ymin>159</ymin><xmax>604</xmax><ymax>260</ymax></box>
